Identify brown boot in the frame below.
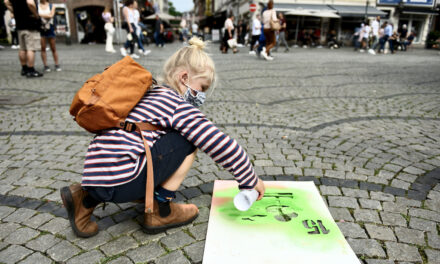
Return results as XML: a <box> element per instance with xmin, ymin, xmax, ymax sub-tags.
<box><xmin>142</xmin><ymin>201</ymin><xmax>199</xmax><ymax>234</ymax></box>
<box><xmin>60</xmin><ymin>184</ymin><xmax>98</xmax><ymax>238</ymax></box>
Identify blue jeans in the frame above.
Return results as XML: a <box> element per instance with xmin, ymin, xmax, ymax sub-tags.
<box><xmin>154</xmin><ymin>32</ymin><xmax>164</xmax><ymax>47</ymax></box>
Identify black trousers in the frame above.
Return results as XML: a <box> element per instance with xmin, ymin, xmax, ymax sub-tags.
<box><xmin>85</xmin><ymin>131</ymin><xmax>196</xmax><ymax>203</ymax></box>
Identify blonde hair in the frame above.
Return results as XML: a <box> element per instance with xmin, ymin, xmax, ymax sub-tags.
<box><xmin>161</xmin><ymin>37</ymin><xmax>216</xmax><ymax>94</ymax></box>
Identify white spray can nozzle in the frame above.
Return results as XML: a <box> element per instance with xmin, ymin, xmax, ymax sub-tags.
<box><xmin>233</xmin><ymin>189</ymin><xmax>259</xmax><ymax>211</ymax></box>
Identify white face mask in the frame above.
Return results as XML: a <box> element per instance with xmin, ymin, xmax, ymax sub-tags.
<box><xmin>183</xmin><ymin>83</ymin><xmax>206</xmax><ymax>108</ymax></box>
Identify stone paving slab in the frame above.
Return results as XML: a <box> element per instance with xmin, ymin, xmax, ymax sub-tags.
<box><xmin>0</xmin><ymin>43</ymin><xmax>439</xmax><ymax>263</ymax></box>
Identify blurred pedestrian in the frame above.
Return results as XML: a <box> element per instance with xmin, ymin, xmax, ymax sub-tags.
<box><xmin>238</xmin><ymin>19</ymin><xmax>247</xmax><ymax>45</ymax></box>
<box><xmin>378</xmin><ymin>22</ymin><xmax>387</xmax><ymax>53</ymax></box>
<box><xmin>83</xmin><ymin>18</ymin><xmax>95</xmax><ymax>44</ymax></box>
<box><xmin>192</xmin><ymin>22</ymin><xmax>199</xmax><ymax>38</ymax></box>
<box><xmin>133</xmin><ymin>1</ymin><xmax>150</xmax><ymax>56</ymax></box>
<box><xmin>273</xmin><ymin>12</ymin><xmax>289</xmax><ymax>52</ymax></box>
<box><xmin>154</xmin><ymin>15</ymin><xmax>164</xmax><ymax>47</ymax></box>
<box><xmin>180</xmin><ymin>18</ymin><xmax>188</xmax><ymax>42</ymax></box>
<box><xmin>9</xmin><ymin>14</ymin><xmax>19</xmax><ymax>49</ymax></box>
<box><xmin>39</xmin><ymin>0</ymin><xmax>61</xmax><ymax>72</ymax></box>
<box><xmin>385</xmin><ymin>22</ymin><xmax>394</xmax><ymax>54</ymax></box>
<box><xmin>5</xmin><ymin>0</ymin><xmax>43</xmax><ymax>77</ymax></box>
<box><xmin>369</xmin><ymin>16</ymin><xmax>380</xmax><ymax>54</ymax></box>
<box><xmin>262</xmin><ymin>0</ymin><xmax>278</xmax><ymax>60</ymax></box>
<box><xmin>398</xmin><ymin>24</ymin><xmax>408</xmax><ymax>51</ymax></box>
<box><xmin>249</xmin><ymin>14</ymin><xmax>261</xmax><ymax>55</ymax></box>
<box><xmin>120</xmin><ymin>0</ymin><xmax>139</xmax><ymax>58</ymax></box>
<box><xmin>360</xmin><ymin>21</ymin><xmax>370</xmax><ymax>52</ymax></box>
<box><xmin>102</xmin><ymin>6</ymin><xmax>116</xmax><ymax>53</ymax></box>
<box><xmin>221</xmin><ymin>13</ymin><xmax>237</xmax><ymax>54</ymax></box>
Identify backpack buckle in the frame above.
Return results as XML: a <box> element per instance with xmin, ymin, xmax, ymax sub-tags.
<box><xmin>122</xmin><ymin>121</ymin><xmax>137</xmax><ymax>132</ymax></box>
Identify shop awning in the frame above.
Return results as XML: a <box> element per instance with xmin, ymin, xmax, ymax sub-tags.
<box><xmin>286</xmin><ymin>9</ymin><xmax>340</xmax><ymax>18</ymax></box>
<box><xmin>329</xmin><ymin>5</ymin><xmax>387</xmax><ymax>17</ymax></box>
<box><xmin>274</xmin><ymin>3</ymin><xmax>335</xmax><ymax>12</ymax></box>
<box><xmin>275</xmin><ymin>3</ymin><xmax>340</xmax><ymax>18</ymax></box>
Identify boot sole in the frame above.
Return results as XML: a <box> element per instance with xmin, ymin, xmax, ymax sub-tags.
<box><xmin>141</xmin><ymin>213</ymin><xmax>199</xmax><ymax>234</ymax></box>
<box><xmin>60</xmin><ymin>187</ymin><xmax>98</xmax><ymax>238</ymax></box>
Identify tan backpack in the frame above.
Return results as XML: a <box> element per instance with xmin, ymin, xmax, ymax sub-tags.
<box><xmin>70</xmin><ymin>56</ymin><xmax>159</xmax><ymax>213</ymax></box>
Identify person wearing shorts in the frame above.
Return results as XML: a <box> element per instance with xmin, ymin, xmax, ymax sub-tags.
<box><xmin>39</xmin><ymin>0</ymin><xmax>61</xmax><ymax>72</ymax></box>
<box><xmin>5</xmin><ymin>0</ymin><xmax>43</xmax><ymax>78</ymax></box>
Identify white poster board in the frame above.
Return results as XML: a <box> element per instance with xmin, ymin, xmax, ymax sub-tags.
<box><xmin>203</xmin><ymin>181</ymin><xmax>360</xmax><ymax>264</ymax></box>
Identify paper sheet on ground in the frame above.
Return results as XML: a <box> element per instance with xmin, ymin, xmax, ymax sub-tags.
<box><xmin>203</xmin><ymin>180</ymin><xmax>360</xmax><ymax>264</ymax></box>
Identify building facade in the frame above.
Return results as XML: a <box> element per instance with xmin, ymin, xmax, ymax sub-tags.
<box><xmin>195</xmin><ymin>0</ymin><xmax>438</xmax><ymax>45</ymax></box>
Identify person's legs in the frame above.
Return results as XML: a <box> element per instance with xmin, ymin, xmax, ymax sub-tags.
<box><xmin>281</xmin><ymin>32</ymin><xmax>289</xmax><ymax>50</ymax></box>
<box><xmin>48</xmin><ymin>38</ymin><xmax>60</xmax><ymax>68</ymax></box>
<box><xmin>388</xmin><ymin>38</ymin><xmax>394</xmax><ymax>53</ymax></box>
<box><xmin>40</xmin><ymin>37</ymin><xmax>47</xmax><ymax>67</ymax></box>
<box><xmin>266</xmin><ymin>31</ymin><xmax>276</xmax><ymax>56</ymax></box>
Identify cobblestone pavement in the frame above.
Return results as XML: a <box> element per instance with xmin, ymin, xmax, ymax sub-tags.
<box><xmin>1</xmin><ymin>43</ymin><xmax>440</xmax><ymax>264</ymax></box>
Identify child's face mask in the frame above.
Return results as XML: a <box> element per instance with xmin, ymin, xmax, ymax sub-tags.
<box><xmin>183</xmin><ymin>83</ymin><xmax>206</xmax><ymax>108</ymax></box>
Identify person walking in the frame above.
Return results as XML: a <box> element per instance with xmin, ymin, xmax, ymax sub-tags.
<box><xmin>39</xmin><ymin>0</ymin><xmax>61</xmax><ymax>72</ymax></box>
<box><xmin>180</xmin><ymin>18</ymin><xmax>188</xmax><ymax>42</ymax></box>
<box><xmin>133</xmin><ymin>1</ymin><xmax>150</xmax><ymax>56</ymax></box>
<box><xmin>249</xmin><ymin>14</ymin><xmax>261</xmax><ymax>55</ymax></box>
<box><xmin>378</xmin><ymin>22</ymin><xmax>387</xmax><ymax>53</ymax></box>
<box><xmin>120</xmin><ymin>0</ymin><xmax>139</xmax><ymax>58</ymax></box>
<box><xmin>273</xmin><ymin>12</ymin><xmax>289</xmax><ymax>52</ymax></box>
<box><xmin>5</xmin><ymin>0</ymin><xmax>43</xmax><ymax>77</ymax></box>
<box><xmin>221</xmin><ymin>14</ymin><xmax>237</xmax><ymax>54</ymax></box>
<box><xmin>369</xmin><ymin>16</ymin><xmax>380</xmax><ymax>54</ymax></box>
<box><xmin>154</xmin><ymin>15</ymin><xmax>165</xmax><ymax>47</ymax></box>
<box><xmin>262</xmin><ymin>0</ymin><xmax>278</xmax><ymax>60</ymax></box>
<box><xmin>102</xmin><ymin>6</ymin><xmax>116</xmax><ymax>53</ymax></box>
<box><xmin>9</xmin><ymin>14</ymin><xmax>19</xmax><ymax>49</ymax></box>
<box><xmin>60</xmin><ymin>37</ymin><xmax>266</xmax><ymax>238</ymax></box>
<box><xmin>384</xmin><ymin>22</ymin><xmax>394</xmax><ymax>54</ymax></box>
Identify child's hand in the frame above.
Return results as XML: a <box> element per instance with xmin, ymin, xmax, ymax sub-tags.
<box><xmin>254</xmin><ymin>178</ymin><xmax>265</xmax><ymax>200</ymax></box>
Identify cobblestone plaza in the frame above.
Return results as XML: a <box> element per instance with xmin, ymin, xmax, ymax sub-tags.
<box><xmin>0</xmin><ymin>43</ymin><xmax>440</xmax><ymax>264</ymax></box>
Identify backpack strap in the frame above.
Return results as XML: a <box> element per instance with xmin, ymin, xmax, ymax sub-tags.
<box><xmin>120</xmin><ymin>121</ymin><xmax>162</xmax><ymax>214</ymax></box>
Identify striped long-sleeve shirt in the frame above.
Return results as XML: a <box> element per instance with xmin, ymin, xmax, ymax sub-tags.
<box><xmin>82</xmin><ymin>86</ymin><xmax>257</xmax><ymax>189</ymax></box>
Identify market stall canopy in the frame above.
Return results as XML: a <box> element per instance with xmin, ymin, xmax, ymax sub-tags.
<box><xmin>286</xmin><ymin>9</ymin><xmax>340</xmax><ymax>18</ymax></box>
<box><xmin>145</xmin><ymin>13</ymin><xmax>178</xmax><ymax>20</ymax></box>
<box><xmin>274</xmin><ymin>3</ymin><xmax>335</xmax><ymax>12</ymax></box>
<box><xmin>329</xmin><ymin>5</ymin><xmax>387</xmax><ymax>17</ymax></box>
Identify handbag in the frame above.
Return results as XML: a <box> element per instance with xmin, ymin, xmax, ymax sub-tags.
<box><xmin>227</xmin><ymin>38</ymin><xmax>237</xmax><ymax>48</ymax></box>
<box><xmin>270</xmin><ymin>10</ymin><xmax>281</xmax><ymax>31</ymax></box>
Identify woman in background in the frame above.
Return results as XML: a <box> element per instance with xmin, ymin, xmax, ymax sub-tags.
<box><xmin>102</xmin><ymin>6</ymin><xmax>116</xmax><ymax>53</ymax></box>
<box><xmin>39</xmin><ymin>0</ymin><xmax>61</xmax><ymax>72</ymax></box>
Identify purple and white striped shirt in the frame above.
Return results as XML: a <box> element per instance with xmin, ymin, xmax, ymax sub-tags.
<box><xmin>81</xmin><ymin>86</ymin><xmax>257</xmax><ymax>189</ymax></box>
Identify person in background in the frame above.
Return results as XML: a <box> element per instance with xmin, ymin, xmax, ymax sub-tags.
<box><xmin>398</xmin><ymin>24</ymin><xmax>408</xmax><ymax>51</ymax></box>
<box><xmin>238</xmin><ymin>19</ymin><xmax>247</xmax><ymax>45</ymax></box>
<box><xmin>360</xmin><ymin>21</ymin><xmax>371</xmax><ymax>52</ymax></box>
<box><xmin>133</xmin><ymin>1</ymin><xmax>150</xmax><ymax>56</ymax></box>
<box><xmin>327</xmin><ymin>29</ymin><xmax>339</xmax><ymax>49</ymax></box>
<box><xmin>9</xmin><ymin>14</ymin><xmax>19</xmax><ymax>49</ymax></box>
<box><xmin>60</xmin><ymin>37</ymin><xmax>266</xmax><ymax>238</ymax></box>
<box><xmin>384</xmin><ymin>22</ymin><xmax>394</xmax><ymax>54</ymax></box>
<box><xmin>120</xmin><ymin>0</ymin><xmax>139</xmax><ymax>58</ymax></box>
<box><xmin>273</xmin><ymin>12</ymin><xmax>289</xmax><ymax>52</ymax></box>
<box><xmin>262</xmin><ymin>0</ymin><xmax>278</xmax><ymax>60</ymax></box>
<box><xmin>192</xmin><ymin>22</ymin><xmax>199</xmax><ymax>38</ymax></box>
<box><xmin>377</xmin><ymin>22</ymin><xmax>387</xmax><ymax>53</ymax></box>
<box><xmin>102</xmin><ymin>6</ymin><xmax>116</xmax><ymax>53</ymax></box>
<box><xmin>369</xmin><ymin>16</ymin><xmax>380</xmax><ymax>55</ymax></box>
<box><xmin>180</xmin><ymin>18</ymin><xmax>188</xmax><ymax>42</ymax></box>
<box><xmin>39</xmin><ymin>0</ymin><xmax>61</xmax><ymax>72</ymax></box>
<box><xmin>403</xmin><ymin>30</ymin><xmax>416</xmax><ymax>51</ymax></box>
<box><xmin>5</xmin><ymin>0</ymin><xmax>44</xmax><ymax>78</ymax></box>
<box><xmin>154</xmin><ymin>14</ymin><xmax>164</xmax><ymax>47</ymax></box>
<box><xmin>249</xmin><ymin>13</ymin><xmax>261</xmax><ymax>55</ymax></box>
<box><xmin>221</xmin><ymin>13</ymin><xmax>236</xmax><ymax>54</ymax></box>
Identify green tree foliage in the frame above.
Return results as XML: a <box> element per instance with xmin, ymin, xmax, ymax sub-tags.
<box><xmin>168</xmin><ymin>1</ymin><xmax>181</xmax><ymax>17</ymax></box>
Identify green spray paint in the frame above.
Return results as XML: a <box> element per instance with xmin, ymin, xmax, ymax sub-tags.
<box><xmin>214</xmin><ymin>187</ymin><xmax>346</xmax><ymax>252</ymax></box>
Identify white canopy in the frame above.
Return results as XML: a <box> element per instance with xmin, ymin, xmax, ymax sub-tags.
<box><xmin>145</xmin><ymin>13</ymin><xmax>178</xmax><ymax>20</ymax></box>
<box><xmin>286</xmin><ymin>9</ymin><xmax>340</xmax><ymax>18</ymax></box>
